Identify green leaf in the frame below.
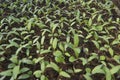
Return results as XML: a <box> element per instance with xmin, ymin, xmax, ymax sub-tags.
<box><xmin>100</xmin><ymin>55</ymin><xmax>106</xmax><ymax>61</ymax></box>
<box><xmin>88</xmin><ymin>53</ymin><xmax>98</xmax><ymax>61</ymax></box>
<box><xmin>86</xmin><ymin>68</ymin><xmax>91</xmax><ymax>73</ymax></box>
<box><xmin>41</xmin><ymin>75</ymin><xmax>48</xmax><ymax>80</ymax></box>
<box><xmin>58</xmin><ymin>42</ymin><xmax>64</xmax><ymax>51</ymax></box>
<box><xmin>40</xmin><ymin>50</ymin><xmax>51</xmax><ymax>54</ymax></box>
<box><xmin>23</xmin><ymin>35</ymin><xmax>31</xmax><ymax>40</ymax></box>
<box><xmin>8</xmin><ymin>63</ymin><xmax>16</xmax><ymax>68</ymax></box>
<box><xmin>20</xmin><ymin>67</ymin><xmax>29</xmax><ymax>74</ymax></box>
<box><xmin>74</xmin><ymin>68</ymin><xmax>82</xmax><ymax>73</ymax></box>
<box><xmin>6</xmin><ymin>40</ymin><xmax>19</xmax><ymax>48</ymax></box>
<box><xmin>27</xmin><ymin>21</ymin><xmax>32</xmax><ymax>30</ymax></box>
<box><xmin>36</xmin><ymin>22</ymin><xmax>46</xmax><ymax>29</ymax></box>
<box><xmin>41</xmin><ymin>36</ymin><xmax>45</xmax><ymax>45</ymax></box>
<box><xmin>92</xmin><ymin>40</ymin><xmax>100</xmax><ymax>49</ymax></box>
<box><xmin>33</xmin><ymin>36</ymin><xmax>40</xmax><ymax>44</ymax></box>
<box><xmin>50</xmin><ymin>22</ymin><xmax>58</xmax><ymax>33</ymax></box>
<box><xmin>65</xmin><ymin>52</ymin><xmax>71</xmax><ymax>57</ymax></box>
<box><xmin>27</xmin><ymin>18</ymin><xmax>34</xmax><ymax>30</ymax></box>
<box><xmin>55</xmin><ymin>56</ymin><xmax>65</xmax><ymax>63</ymax></box>
<box><xmin>33</xmin><ymin>70</ymin><xmax>42</xmax><ymax>78</ymax></box>
<box><xmin>96</xmin><ymin>25</ymin><xmax>103</xmax><ymax>31</ymax></box>
<box><xmin>66</xmin><ymin>36</ymin><xmax>70</xmax><ymax>43</ymax></box>
<box><xmin>79</xmin><ymin>58</ymin><xmax>88</xmax><ymax>65</ymax></box>
<box><xmin>0</xmin><ymin>57</ymin><xmax>5</xmax><ymax>62</ymax></box>
<box><xmin>47</xmin><ymin>62</ymin><xmax>60</xmax><ymax>72</ymax></box>
<box><xmin>53</xmin><ymin>50</ymin><xmax>62</xmax><ymax>57</ymax></box>
<box><xmin>73</xmin><ymin>47</ymin><xmax>81</xmax><ymax>58</ymax></box>
<box><xmin>41</xmin><ymin>61</ymin><xmax>45</xmax><ymax>72</ymax></box>
<box><xmin>103</xmin><ymin>66</ymin><xmax>111</xmax><ymax>80</ymax></box>
<box><xmin>92</xmin><ymin>65</ymin><xmax>105</xmax><ymax>74</ymax></box>
<box><xmin>54</xmin><ymin>50</ymin><xmax>65</xmax><ymax>63</ymax></box>
<box><xmin>83</xmin><ymin>48</ymin><xmax>89</xmax><ymax>54</ymax></box>
<box><xmin>100</xmin><ymin>47</ymin><xmax>107</xmax><ymax>51</ymax></box>
<box><xmin>0</xmin><ymin>70</ymin><xmax>12</xmax><ymax>76</ymax></box>
<box><xmin>52</xmin><ymin>38</ymin><xmax>58</xmax><ymax>50</ymax></box>
<box><xmin>118</xmin><ymin>34</ymin><xmax>120</xmax><ymax>40</ymax></box>
<box><xmin>16</xmin><ymin>46</ymin><xmax>22</xmax><ymax>55</ymax></box>
<box><xmin>18</xmin><ymin>74</ymin><xmax>30</xmax><ymax>79</ymax></box>
<box><xmin>22</xmin><ymin>58</ymin><xmax>33</xmax><ymax>64</ymax></box>
<box><xmin>26</xmin><ymin>49</ymin><xmax>30</xmax><ymax>56</ymax></box>
<box><xmin>10</xmin><ymin>55</ymin><xmax>18</xmax><ymax>64</ymax></box>
<box><xmin>0</xmin><ymin>51</ymin><xmax>5</xmax><ymax>55</ymax></box>
<box><xmin>33</xmin><ymin>57</ymin><xmax>44</xmax><ymax>64</ymax></box>
<box><xmin>88</xmin><ymin>18</ymin><xmax>92</xmax><ymax>26</ymax></box>
<box><xmin>83</xmin><ymin>74</ymin><xmax>92</xmax><ymax>80</ymax></box>
<box><xmin>97</xmin><ymin>14</ymin><xmax>102</xmax><ymax>22</ymax></box>
<box><xmin>113</xmin><ymin>55</ymin><xmax>120</xmax><ymax>63</ymax></box>
<box><xmin>108</xmin><ymin>48</ymin><xmax>114</xmax><ymax>56</ymax></box>
<box><xmin>110</xmin><ymin>65</ymin><xmax>120</xmax><ymax>74</ymax></box>
<box><xmin>74</xmin><ymin>34</ymin><xmax>79</xmax><ymax>47</ymax></box>
<box><xmin>12</xmin><ymin>66</ymin><xmax>20</xmax><ymax>79</ymax></box>
<box><xmin>112</xmin><ymin>39</ymin><xmax>120</xmax><ymax>45</ymax></box>
<box><xmin>94</xmin><ymin>32</ymin><xmax>99</xmax><ymax>40</ymax></box>
<box><xmin>69</xmin><ymin>56</ymin><xmax>76</xmax><ymax>62</ymax></box>
<box><xmin>101</xmin><ymin>61</ymin><xmax>107</xmax><ymax>66</ymax></box>
<box><xmin>36</xmin><ymin>41</ymin><xmax>41</xmax><ymax>50</ymax></box>
<box><xmin>86</xmin><ymin>33</ymin><xmax>92</xmax><ymax>39</ymax></box>
<box><xmin>7</xmin><ymin>31</ymin><xmax>19</xmax><ymax>39</ymax></box>
<box><xmin>76</xmin><ymin>9</ymin><xmax>80</xmax><ymax>22</ymax></box>
<box><xmin>59</xmin><ymin>71</ymin><xmax>70</xmax><ymax>78</ymax></box>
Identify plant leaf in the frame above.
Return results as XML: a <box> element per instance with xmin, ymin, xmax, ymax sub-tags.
<box><xmin>103</xmin><ymin>66</ymin><xmax>111</xmax><ymax>80</ymax></box>
<box><xmin>47</xmin><ymin>62</ymin><xmax>59</xmax><ymax>72</ymax></box>
<box><xmin>92</xmin><ymin>65</ymin><xmax>105</xmax><ymax>74</ymax></box>
<box><xmin>108</xmin><ymin>48</ymin><xmax>114</xmax><ymax>56</ymax></box>
<box><xmin>52</xmin><ymin>38</ymin><xmax>58</xmax><ymax>50</ymax></box>
<box><xmin>74</xmin><ymin>34</ymin><xmax>79</xmax><ymax>47</ymax></box>
<box><xmin>69</xmin><ymin>56</ymin><xmax>76</xmax><ymax>62</ymax></box>
<box><xmin>0</xmin><ymin>70</ymin><xmax>12</xmax><ymax>76</ymax></box>
<box><xmin>33</xmin><ymin>70</ymin><xmax>42</xmax><ymax>78</ymax></box>
<box><xmin>18</xmin><ymin>74</ymin><xmax>30</xmax><ymax>79</ymax></box>
<box><xmin>110</xmin><ymin>65</ymin><xmax>120</xmax><ymax>74</ymax></box>
<box><xmin>12</xmin><ymin>66</ymin><xmax>20</xmax><ymax>79</ymax></box>
<box><xmin>59</xmin><ymin>71</ymin><xmax>70</xmax><ymax>78</ymax></box>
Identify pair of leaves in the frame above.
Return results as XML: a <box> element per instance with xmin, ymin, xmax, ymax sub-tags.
<box><xmin>92</xmin><ymin>65</ymin><xmax>114</xmax><ymax>80</ymax></box>
<box><xmin>33</xmin><ymin>71</ymin><xmax>48</xmax><ymax>80</ymax></box>
<box><xmin>47</xmin><ymin>62</ymin><xmax>70</xmax><ymax>78</ymax></box>
<box><xmin>0</xmin><ymin>66</ymin><xmax>20</xmax><ymax>79</ymax></box>
<box><xmin>54</xmin><ymin>50</ymin><xmax>65</xmax><ymax>63</ymax></box>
